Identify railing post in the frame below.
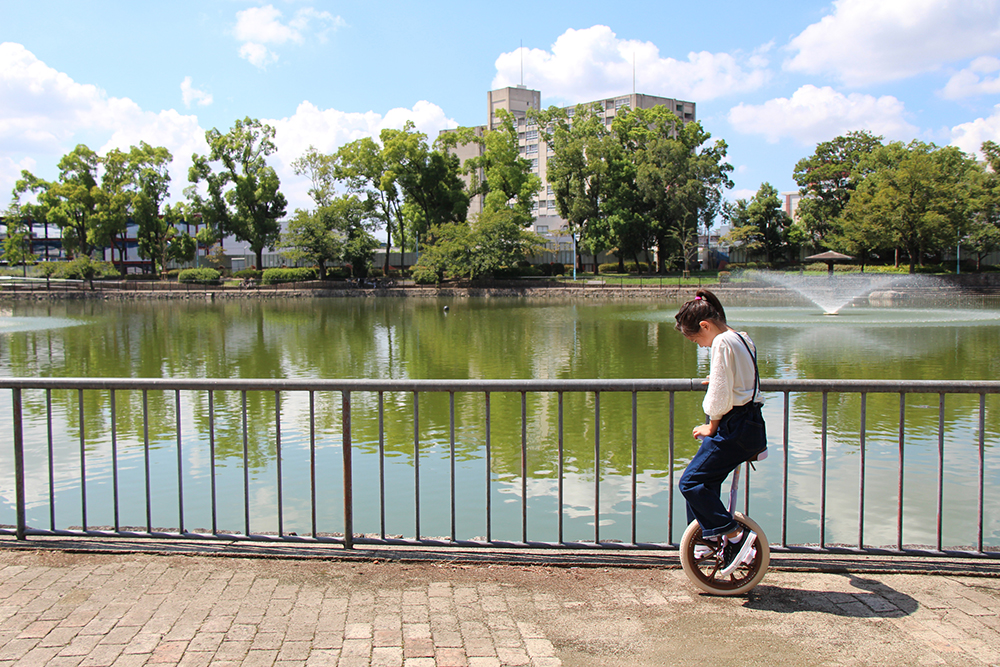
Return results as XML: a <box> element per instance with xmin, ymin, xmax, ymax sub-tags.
<box><xmin>342</xmin><ymin>390</ymin><xmax>354</xmax><ymax>550</ymax></box>
<box><xmin>13</xmin><ymin>388</ymin><xmax>26</xmax><ymax>541</ymax></box>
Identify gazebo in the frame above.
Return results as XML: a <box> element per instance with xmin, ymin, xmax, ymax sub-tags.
<box><xmin>805</xmin><ymin>250</ymin><xmax>853</xmax><ymax>275</ymax></box>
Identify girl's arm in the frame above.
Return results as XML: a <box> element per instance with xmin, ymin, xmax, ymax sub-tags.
<box><xmin>693</xmin><ymin>418</ymin><xmax>721</xmax><ymax>439</ymax></box>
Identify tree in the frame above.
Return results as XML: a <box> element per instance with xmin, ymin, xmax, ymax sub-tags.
<box><xmin>13</xmin><ymin>145</ymin><xmax>103</xmax><ymax>257</ymax></box>
<box><xmin>416</xmin><ymin>207</ymin><xmax>545</xmax><ymax>281</ymax></box>
<box><xmin>536</xmin><ymin>103</ymin><xmax>613</xmax><ymax>273</ymax></box>
<box><xmin>965</xmin><ymin>141</ymin><xmax>1000</xmax><ymax>270</ymax></box>
<box><xmin>442</xmin><ymin>110</ymin><xmax>541</xmax><ymax>225</ymax></box>
<box><xmin>99</xmin><ymin>142</ymin><xmax>176</xmax><ymax>276</ymax></box>
<box><xmin>2</xmin><ymin>203</ymin><xmax>35</xmax><ymax>275</ymax></box>
<box><xmin>722</xmin><ymin>183</ymin><xmax>792</xmax><ymax>265</ymax></box>
<box><xmin>137</xmin><ymin>201</ymin><xmax>195</xmax><ymax>277</ymax></box>
<box><xmin>793</xmin><ymin>130</ymin><xmax>884</xmax><ymax>248</ymax></box>
<box><xmin>628</xmin><ymin>110</ymin><xmax>733</xmax><ymax>272</ymax></box>
<box><xmin>844</xmin><ymin>141</ymin><xmax>973</xmax><ymax>273</ymax></box>
<box><xmin>279</xmin><ymin>195</ymin><xmax>378</xmax><ymax>279</ymax></box>
<box><xmin>186</xmin><ymin>117</ymin><xmax>287</xmax><ymax>270</ymax></box>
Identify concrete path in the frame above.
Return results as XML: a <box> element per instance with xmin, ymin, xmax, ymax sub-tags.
<box><xmin>0</xmin><ymin>539</ymin><xmax>999</xmax><ymax>666</ymax></box>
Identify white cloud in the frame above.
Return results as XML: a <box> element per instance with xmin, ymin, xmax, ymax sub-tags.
<box><xmin>265</xmin><ymin>100</ymin><xmax>459</xmax><ymax>211</ymax></box>
<box><xmin>786</xmin><ymin>0</ymin><xmax>1000</xmax><ymax>86</ymax></box>
<box><xmin>180</xmin><ymin>76</ymin><xmax>213</xmax><ymax>108</ymax></box>
<box><xmin>233</xmin><ymin>4</ymin><xmax>344</xmax><ymax>69</ymax></box>
<box><xmin>492</xmin><ymin>25</ymin><xmax>770</xmax><ymax>104</ymax></box>
<box><xmin>950</xmin><ymin>104</ymin><xmax>1000</xmax><ymax>157</ymax></box>
<box><xmin>728</xmin><ymin>84</ymin><xmax>918</xmax><ymax>145</ymax></box>
<box><xmin>941</xmin><ymin>56</ymin><xmax>1000</xmax><ymax>99</ymax></box>
<box><xmin>0</xmin><ymin>42</ymin><xmax>207</xmax><ymax>202</ymax></box>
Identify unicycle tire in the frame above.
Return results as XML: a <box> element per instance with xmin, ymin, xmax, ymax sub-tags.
<box><xmin>679</xmin><ymin>512</ymin><xmax>769</xmax><ymax>596</ymax></box>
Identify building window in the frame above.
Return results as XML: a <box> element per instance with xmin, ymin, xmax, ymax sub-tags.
<box><xmin>526</xmin><ymin>143</ymin><xmax>538</xmax><ymax>155</ymax></box>
<box><xmin>615</xmin><ymin>97</ymin><xmax>629</xmax><ymax>109</ymax></box>
<box><xmin>548</xmin><ymin>200</ymin><xmax>556</xmax><ymax>209</ymax></box>
<box><xmin>531</xmin><ymin>158</ymin><xmax>539</xmax><ymax>170</ymax></box>
<box><xmin>526</xmin><ymin>129</ymin><xmax>538</xmax><ymax>141</ymax></box>
<box><xmin>547</xmin><ymin>184</ymin><xmax>554</xmax><ymax>195</ymax></box>
<box><xmin>537</xmin><ymin>225</ymin><xmax>548</xmax><ymax>233</ymax></box>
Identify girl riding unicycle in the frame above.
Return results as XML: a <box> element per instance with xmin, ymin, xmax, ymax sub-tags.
<box><xmin>674</xmin><ymin>290</ymin><xmax>769</xmax><ymax>595</ymax></box>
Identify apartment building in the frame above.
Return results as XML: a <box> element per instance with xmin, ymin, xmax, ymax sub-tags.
<box><xmin>447</xmin><ymin>86</ymin><xmax>696</xmax><ymax>240</ymax></box>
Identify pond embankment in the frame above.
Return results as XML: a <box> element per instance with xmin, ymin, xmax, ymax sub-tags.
<box><xmin>1</xmin><ymin>273</ymin><xmax>998</xmax><ymax>302</ymax></box>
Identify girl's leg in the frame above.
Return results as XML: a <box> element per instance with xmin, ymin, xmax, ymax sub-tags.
<box><xmin>679</xmin><ymin>436</ymin><xmax>745</xmax><ymax>538</ymax></box>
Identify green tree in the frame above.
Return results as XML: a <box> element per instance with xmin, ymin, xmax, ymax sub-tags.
<box><xmin>100</xmin><ymin>142</ymin><xmax>176</xmax><ymax>276</ymax></box>
<box><xmin>722</xmin><ymin>183</ymin><xmax>792</xmax><ymax>265</ymax></box>
<box><xmin>442</xmin><ymin>110</ymin><xmax>541</xmax><ymax>225</ymax></box>
<box><xmin>628</xmin><ymin>110</ymin><xmax>732</xmax><ymax>272</ymax></box>
<box><xmin>187</xmin><ymin>117</ymin><xmax>287</xmax><ymax>270</ymax></box>
<box><xmin>965</xmin><ymin>141</ymin><xmax>1000</xmax><ymax>270</ymax></box>
<box><xmin>137</xmin><ymin>201</ymin><xmax>195</xmax><ymax>277</ymax></box>
<box><xmin>14</xmin><ymin>145</ymin><xmax>103</xmax><ymax>257</ymax></box>
<box><xmin>844</xmin><ymin>141</ymin><xmax>973</xmax><ymax>273</ymax></box>
<box><xmin>2</xmin><ymin>203</ymin><xmax>35</xmax><ymax>275</ymax></box>
<box><xmin>793</xmin><ymin>130</ymin><xmax>884</xmax><ymax>248</ymax></box>
<box><xmin>536</xmin><ymin>104</ymin><xmax>613</xmax><ymax>274</ymax></box>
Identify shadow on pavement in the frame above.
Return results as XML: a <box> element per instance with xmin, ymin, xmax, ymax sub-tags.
<box><xmin>744</xmin><ymin>574</ymin><xmax>918</xmax><ymax>617</ymax></box>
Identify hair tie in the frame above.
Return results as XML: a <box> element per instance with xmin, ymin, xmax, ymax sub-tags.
<box><xmin>694</xmin><ymin>296</ymin><xmax>703</xmax><ymax>300</ymax></box>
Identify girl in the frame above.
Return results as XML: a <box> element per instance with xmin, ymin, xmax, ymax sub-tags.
<box><xmin>675</xmin><ymin>289</ymin><xmax>767</xmax><ymax>573</ymax></box>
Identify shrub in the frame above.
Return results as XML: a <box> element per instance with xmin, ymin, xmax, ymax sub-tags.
<box><xmin>261</xmin><ymin>267</ymin><xmax>317</xmax><ymax>285</ymax></box>
<box><xmin>411</xmin><ymin>264</ymin><xmax>440</xmax><ymax>284</ymax></box>
<box><xmin>53</xmin><ymin>257</ymin><xmax>120</xmax><ymax>280</ymax></box>
<box><xmin>324</xmin><ymin>266</ymin><xmax>351</xmax><ymax>280</ymax></box>
<box><xmin>718</xmin><ymin>271</ymin><xmax>731</xmax><ymax>283</ymax></box>
<box><xmin>549</xmin><ymin>262</ymin><xmax>566</xmax><ymax>276</ymax></box>
<box><xmin>178</xmin><ymin>268</ymin><xmax>221</xmax><ymax>284</ymax></box>
<box><xmin>233</xmin><ymin>269</ymin><xmax>263</xmax><ymax>280</ymax></box>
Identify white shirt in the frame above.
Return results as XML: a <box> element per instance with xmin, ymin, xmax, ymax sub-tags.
<box><xmin>703</xmin><ymin>329</ymin><xmax>761</xmax><ymax>421</ymax></box>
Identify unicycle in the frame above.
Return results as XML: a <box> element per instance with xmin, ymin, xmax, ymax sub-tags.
<box><xmin>679</xmin><ymin>460</ymin><xmax>770</xmax><ymax>596</ymax></box>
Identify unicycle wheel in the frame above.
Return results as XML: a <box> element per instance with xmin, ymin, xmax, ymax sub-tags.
<box><xmin>679</xmin><ymin>512</ymin><xmax>769</xmax><ymax>596</ymax></box>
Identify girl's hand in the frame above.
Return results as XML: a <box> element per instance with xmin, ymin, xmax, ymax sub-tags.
<box><xmin>693</xmin><ymin>423</ymin><xmax>715</xmax><ymax>440</ymax></box>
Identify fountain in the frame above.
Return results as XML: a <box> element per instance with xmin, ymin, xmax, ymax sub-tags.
<box><xmin>747</xmin><ymin>269</ymin><xmax>926</xmax><ymax>315</ymax></box>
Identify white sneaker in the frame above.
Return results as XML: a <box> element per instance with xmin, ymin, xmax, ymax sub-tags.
<box><xmin>693</xmin><ymin>537</ymin><xmax>718</xmax><ymax>559</ymax></box>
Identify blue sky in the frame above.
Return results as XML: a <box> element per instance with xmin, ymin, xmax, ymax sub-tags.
<box><xmin>3</xmin><ymin>0</ymin><xmax>1000</xmax><ymax>220</ymax></box>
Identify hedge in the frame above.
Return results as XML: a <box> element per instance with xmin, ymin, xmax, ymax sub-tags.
<box><xmin>261</xmin><ymin>267</ymin><xmax>317</xmax><ymax>284</ymax></box>
<box><xmin>178</xmin><ymin>268</ymin><xmax>221</xmax><ymax>283</ymax></box>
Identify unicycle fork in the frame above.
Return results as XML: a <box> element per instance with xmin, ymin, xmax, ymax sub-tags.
<box><xmin>679</xmin><ymin>458</ymin><xmax>770</xmax><ymax>596</ymax></box>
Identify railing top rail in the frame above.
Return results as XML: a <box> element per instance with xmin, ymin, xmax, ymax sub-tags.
<box><xmin>0</xmin><ymin>377</ymin><xmax>998</xmax><ymax>394</ymax></box>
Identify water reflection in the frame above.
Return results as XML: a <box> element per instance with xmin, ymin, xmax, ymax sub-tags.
<box><xmin>0</xmin><ymin>297</ymin><xmax>997</xmax><ymax>548</ymax></box>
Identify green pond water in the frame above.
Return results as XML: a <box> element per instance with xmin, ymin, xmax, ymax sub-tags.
<box><xmin>0</xmin><ymin>295</ymin><xmax>998</xmax><ymax>549</ymax></box>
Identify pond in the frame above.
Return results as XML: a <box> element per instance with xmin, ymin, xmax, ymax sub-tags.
<box><xmin>0</xmin><ymin>294</ymin><xmax>998</xmax><ymax>548</ymax></box>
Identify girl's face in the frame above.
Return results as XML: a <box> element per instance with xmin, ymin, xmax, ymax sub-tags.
<box><xmin>684</xmin><ymin>320</ymin><xmax>723</xmax><ymax>348</ymax></box>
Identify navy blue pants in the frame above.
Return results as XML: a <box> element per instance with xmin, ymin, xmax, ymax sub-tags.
<box><xmin>679</xmin><ymin>402</ymin><xmax>767</xmax><ymax>538</ymax></box>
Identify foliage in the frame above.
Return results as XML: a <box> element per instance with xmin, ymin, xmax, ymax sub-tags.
<box><xmin>178</xmin><ymin>268</ymin><xmax>221</xmax><ymax>283</ymax></box>
<box><xmin>843</xmin><ymin>141</ymin><xmax>975</xmax><ymax>273</ymax></box>
<box><xmin>13</xmin><ymin>145</ymin><xmax>103</xmax><ymax>257</ymax></box>
<box><xmin>261</xmin><ymin>267</ymin><xmax>317</xmax><ymax>284</ymax></box>
<box><xmin>597</xmin><ymin>262</ymin><xmax>649</xmax><ymax>274</ymax></box>
<box><xmin>793</xmin><ymin>130</ymin><xmax>884</xmax><ymax>246</ymax></box>
<box><xmin>186</xmin><ymin>117</ymin><xmax>287</xmax><ymax>271</ymax></box>
<box><xmin>415</xmin><ymin>206</ymin><xmax>546</xmax><ymax>281</ymax></box>
<box><xmin>2</xmin><ymin>210</ymin><xmax>35</xmax><ymax>270</ymax></box>
<box><xmin>53</xmin><ymin>256</ymin><xmax>120</xmax><ymax>280</ymax></box>
<box><xmin>441</xmin><ymin>110</ymin><xmax>541</xmax><ymax>226</ymax></box>
<box><xmin>722</xmin><ymin>183</ymin><xmax>793</xmax><ymax>264</ymax></box>
<box><xmin>233</xmin><ymin>269</ymin><xmax>263</xmax><ymax>280</ymax></box>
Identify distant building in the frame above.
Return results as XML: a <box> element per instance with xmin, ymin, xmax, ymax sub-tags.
<box><xmin>445</xmin><ymin>86</ymin><xmax>697</xmax><ymax>241</ymax></box>
<box><xmin>783</xmin><ymin>191</ymin><xmax>802</xmax><ymax>221</ymax></box>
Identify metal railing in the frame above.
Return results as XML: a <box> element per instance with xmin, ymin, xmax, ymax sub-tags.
<box><xmin>2</xmin><ymin>377</ymin><xmax>998</xmax><ymax>558</ymax></box>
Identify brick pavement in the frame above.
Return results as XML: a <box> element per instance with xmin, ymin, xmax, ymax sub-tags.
<box><xmin>0</xmin><ymin>543</ymin><xmax>999</xmax><ymax>666</ymax></box>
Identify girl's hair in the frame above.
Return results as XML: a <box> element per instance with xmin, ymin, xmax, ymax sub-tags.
<box><xmin>674</xmin><ymin>289</ymin><xmax>727</xmax><ymax>336</ymax></box>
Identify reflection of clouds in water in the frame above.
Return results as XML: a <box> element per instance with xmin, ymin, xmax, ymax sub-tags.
<box><xmin>495</xmin><ymin>470</ymin><xmax>671</xmax><ymax>527</ymax></box>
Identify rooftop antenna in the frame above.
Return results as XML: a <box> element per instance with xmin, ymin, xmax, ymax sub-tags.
<box><xmin>520</xmin><ymin>40</ymin><xmax>524</xmax><ymax>86</ymax></box>
<box><xmin>633</xmin><ymin>51</ymin><xmax>636</xmax><ymax>94</ymax></box>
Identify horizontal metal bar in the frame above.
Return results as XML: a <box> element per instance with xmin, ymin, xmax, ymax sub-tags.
<box><xmin>1</xmin><ymin>377</ymin><xmax>998</xmax><ymax>394</ymax></box>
